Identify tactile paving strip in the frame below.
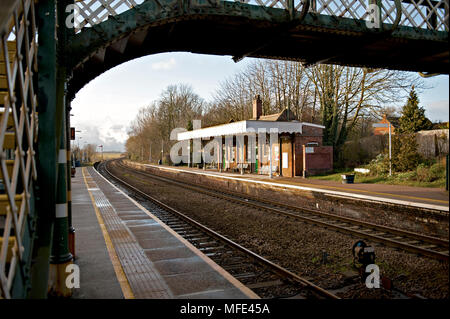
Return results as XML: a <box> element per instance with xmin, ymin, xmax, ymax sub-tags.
<box><xmin>83</xmin><ymin>168</ymin><xmax>173</xmax><ymax>298</ymax></box>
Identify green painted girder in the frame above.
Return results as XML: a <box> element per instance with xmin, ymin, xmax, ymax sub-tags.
<box><xmin>65</xmin><ymin>0</ymin><xmax>448</xmax><ymax>99</ymax></box>
<box><xmin>29</xmin><ymin>0</ymin><xmax>68</xmax><ymax>298</ymax></box>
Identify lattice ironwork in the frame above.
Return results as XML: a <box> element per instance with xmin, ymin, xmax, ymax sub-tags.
<box><xmin>70</xmin><ymin>0</ymin><xmax>448</xmax><ymax>33</ymax></box>
<box><xmin>397</xmin><ymin>0</ymin><xmax>449</xmax><ymax>31</ymax></box>
<box><xmin>72</xmin><ymin>0</ymin><xmax>145</xmax><ymax>31</ymax></box>
<box><xmin>0</xmin><ymin>0</ymin><xmax>38</xmax><ymax>299</ymax></box>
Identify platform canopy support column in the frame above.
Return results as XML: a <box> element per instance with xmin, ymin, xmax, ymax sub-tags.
<box><xmin>30</xmin><ymin>0</ymin><xmax>71</xmax><ymax>298</ymax></box>
<box><xmin>30</xmin><ymin>0</ymin><xmax>59</xmax><ymax>298</ymax></box>
<box><xmin>48</xmin><ymin>103</ymin><xmax>73</xmax><ymax>297</ymax></box>
<box><xmin>218</xmin><ymin>136</ymin><xmax>223</xmax><ymax>172</ymax></box>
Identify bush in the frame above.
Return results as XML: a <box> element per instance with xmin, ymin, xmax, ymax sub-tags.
<box><xmin>415</xmin><ymin>162</ymin><xmax>445</xmax><ymax>183</ymax></box>
<box><xmin>416</xmin><ymin>163</ymin><xmax>433</xmax><ymax>182</ymax></box>
<box><xmin>430</xmin><ymin>162</ymin><xmax>445</xmax><ymax>176</ymax></box>
<box><xmin>394</xmin><ymin>170</ymin><xmax>417</xmax><ymax>181</ymax></box>
<box><xmin>367</xmin><ymin>153</ymin><xmax>390</xmax><ymax>175</ymax></box>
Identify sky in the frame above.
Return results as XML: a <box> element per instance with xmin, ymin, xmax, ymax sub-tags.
<box><xmin>70</xmin><ymin>53</ymin><xmax>449</xmax><ymax>152</ymax></box>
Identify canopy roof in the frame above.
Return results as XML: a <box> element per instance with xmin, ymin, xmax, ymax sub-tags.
<box><xmin>177</xmin><ymin>120</ymin><xmax>324</xmax><ymax>141</ymax></box>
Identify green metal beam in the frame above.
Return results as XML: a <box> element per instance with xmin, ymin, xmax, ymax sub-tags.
<box><xmin>66</xmin><ymin>0</ymin><xmax>448</xmax><ymax>71</ymax></box>
<box><xmin>29</xmin><ymin>0</ymin><xmax>66</xmax><ymax>298</ymax></box>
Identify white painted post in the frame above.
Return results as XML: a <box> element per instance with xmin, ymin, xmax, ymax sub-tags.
<box><xmin>389</xmin><ymin>123</ymin><xmax>392</xmax><ymax>176</ymax></box>
<box><xmin>269</xmin><ymin>136</ymin><xmax>273</xmax><ymax>179</ymax></box>
<box><xmin>187</xmin><ymin>143</ymin><xmax>190</xmax><ymax>168</ymax></box>
<box><xmin>219</xmin><ymin>136</ymin><xmax>222</xmax><ymax>172</ymax></box>
<box><xmin>203</xmin><ymin>141</ymin><xmax>206</xmax><ymax>170</ymax></box>
<box><xmin>161</xmin><ymin>140</ymin><xmax>164</xmax><ymax>164</ymax></box>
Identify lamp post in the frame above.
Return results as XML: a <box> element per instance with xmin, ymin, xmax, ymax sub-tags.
<box><xmin>83</xmin><ymin>141</ymin><xmax>87</xmax><ymax>162</ymax></box>
<box><xmin>160</xmin><ymin>140</ymin><xmax>164</xmax><ymax>165</ymax></box>
<box><xmin>373</xmin><ymin>122</ymin><xmax>392</xmax><ymax>176</ymax></box>
<box><xmin>97</xmin><ymin>145</ymin><xmax>103</xmax><ymax>161</ymax></box>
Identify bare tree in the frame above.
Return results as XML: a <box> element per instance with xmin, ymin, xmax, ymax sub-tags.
<box><xmin>126</xmin><ymin>84</ymin><xmax>204</xmax><ymax>162</ymax></box>
<box><xmin>306</xmin><ymin>64</ymin><xmax>424</xmax><ymax>163</ymax></box>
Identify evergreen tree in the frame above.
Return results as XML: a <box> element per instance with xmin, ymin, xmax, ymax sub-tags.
<box><xmin>398</xmin><ymin>87</ymin><xmax>433</xmax><ymax>133</ymax></box>
<box><xmin>390</xmin><ymin>87</ymin><xmax>428</xmax><ymax>172</ymax></box>
<box><xmin>391</xmin><ymin>134</ymin><xmax>422</xmax><ymax>172</ymax></box>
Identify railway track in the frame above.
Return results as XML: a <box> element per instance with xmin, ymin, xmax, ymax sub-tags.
<box><xmin>97</xmin><ymin>161</ymin><xmax>340</xmax><ymax>299</ymax></box>
<box><xmin>113</xmin><ymin>159</ymin><xmax>449</xmax><ymax>262</ymax></box>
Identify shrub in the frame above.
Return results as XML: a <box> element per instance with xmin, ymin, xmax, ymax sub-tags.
<box><xmin>416</xmin><ymin>163</ymin><xmax>433</xmax><ymax>182</ymax></box>
<box><xmin>415</xmin><ymin>162</ymin><xmax>445</xmax><ymax>183</ymax></box>
<box><xmin>430</xmin><ymin>162</ymin><xmax>445</xmax><ymax>177</ymax></box>
<box><xmin>367</xmin><ymin>154</ymin><xmax>390</xmax><ymax>175</ymax></box>
<box><xmin>395</xmin><ymin>170</ymin><xmax>417</xmax><ymax>181</ymax></box>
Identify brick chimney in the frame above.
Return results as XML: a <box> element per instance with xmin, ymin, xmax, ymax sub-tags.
<box><xmin>252</xmin><ymin>95</ymin><xmax>262</xmax><ymax>120</ymax></box>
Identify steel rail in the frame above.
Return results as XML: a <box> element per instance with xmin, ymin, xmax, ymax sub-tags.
<box><xmin>116</xmin><ymin>160</ymin><xmax>449</xmax><ymax>262</ymax></box>
<box><xmin>100</xmin><ymin>161</ymin><xmax>340</xmax><ymax>300</ymax></box>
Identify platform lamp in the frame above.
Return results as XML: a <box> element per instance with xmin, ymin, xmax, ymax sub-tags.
<box><xmin>372</xmin><ymin>122</ymin><xmax>392</xmax><ymax>176</ymax></box>
<box><xmin>82</xmin><ymin>141</ymin><xmax>87</xmax><ymax>162</ymax></box>
<box><xmin>74</xmin><ymin>133</ymin><xmax>82</xmax><ymax>162</ymax></box>
<box><xmin>98</xmin><ymin>145</ymin><xmax>103</xmax><ymax>161</ymax></box>
<box><xmin>71</xmin><ymin>129</ymin><xmax>81</xmax><ymax>162</ymax></box>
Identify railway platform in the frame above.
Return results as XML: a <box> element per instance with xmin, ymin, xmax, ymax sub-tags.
<box><xmin>71</xmin><ymin>167</ymin><xmax>257</xmax><ymax>299</ymax></box>
<box><xmin>143</xmin><ymin>164</ymin><xmax>449</xmax><ymax>213</ymax></box>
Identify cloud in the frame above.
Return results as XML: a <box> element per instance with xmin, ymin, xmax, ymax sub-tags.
<box><xmin>424</xmin><ymin>100</ymin><xmax>449</xmax><ymax>122</ymax></box>
<box><xmin>110</xmin><ymin>124</ymin><xmax>123</xmax><ymax>131</ymax></box>
<box><xmin>151</xmin><ymin>58</ymin><xmax>176</xmax><ymax>70</ymax></box>
<box><xmin>73</xmin><ymin>122</ymin><xmax>126</xmax><ymax>152</ymax></box>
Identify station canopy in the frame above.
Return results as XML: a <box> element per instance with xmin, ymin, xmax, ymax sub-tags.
<box><xmin>177</xmin><ymin>120</ymin><xmax>325</xmax><ymax>141</ymax></box>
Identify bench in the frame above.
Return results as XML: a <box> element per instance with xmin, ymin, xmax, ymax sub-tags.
<box><xmin>233</xmin><ymin>163</ymin><xmax>249</xmax><ymax>172</ymax></box>
<box><xmin>260</xmin><ymin>165</ymin><xmax>278</xmax><ymax>174</ymax></box>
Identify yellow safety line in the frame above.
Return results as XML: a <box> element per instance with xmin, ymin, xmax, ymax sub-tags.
<box><xmin>95</xmin><ymin>167</ymin><xmax>260</xmax><ymax>299</ymax></box>
<box><xmin>82</xmin><ymin>167</ymin><xmax>135</xmax><ymax>299</ymax></box>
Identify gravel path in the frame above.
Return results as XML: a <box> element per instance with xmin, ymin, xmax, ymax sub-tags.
<box><xmin>108</xmin><ymin>162</ymin><xmax>449</xmax><ymax>299</ymax></box>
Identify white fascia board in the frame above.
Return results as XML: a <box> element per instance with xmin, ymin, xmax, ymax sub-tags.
<box><xmin>177</xmin><ymin>121</ymin><xmax>247</xmax><ymax>140</ymax></box>
<box><xmin>177</xmin><ymin>120</ymin><xmax>305</xmax><ymax>141</ymax></box>
<box><xmin>300</xmin><ymin>122</ymin><xmax>325</xmax><ymax>129</ymax></box>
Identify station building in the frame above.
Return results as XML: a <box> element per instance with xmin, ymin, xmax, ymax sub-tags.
<box><xmin>177</xmin><ymin>97</ymin><xmax>333</xmax><ymax>177</ymax></box>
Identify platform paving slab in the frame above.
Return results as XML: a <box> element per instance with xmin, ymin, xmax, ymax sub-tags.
<box><xmin>76</xmin><ymin>166</ymin><xmax>256</xmax><ymax>299</ymax></box>
<box><xmin>71</xmin><ymin>168</ymin><xmax>124</xmax><ymax>299</ymax></box>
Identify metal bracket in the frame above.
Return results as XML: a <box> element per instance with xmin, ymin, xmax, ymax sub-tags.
<box><xmin>232</xmin><ymin>0</ymin><xmax>311</xmax><ymax>62</ymax></box>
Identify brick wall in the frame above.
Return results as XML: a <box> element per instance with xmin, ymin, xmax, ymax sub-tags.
<box><xmin>294</xmin><ymin>134</ymin><xmax>323</xmax><ymax>176</ymax></box>
<box><xmin>302</xmin><ymin>125</ymin><xmax>323</xmax><ymax>136</ymax></box>
<box><xmin>303</xmin><ymin>145</ymin><xmax>333</xmax><ymax>175</ymax></box>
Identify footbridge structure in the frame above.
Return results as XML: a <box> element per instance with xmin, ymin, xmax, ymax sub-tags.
<box><xmin>0</xmin><ymin>0</ymin><xmax>448</xmax><ymax>298</ymax></box>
